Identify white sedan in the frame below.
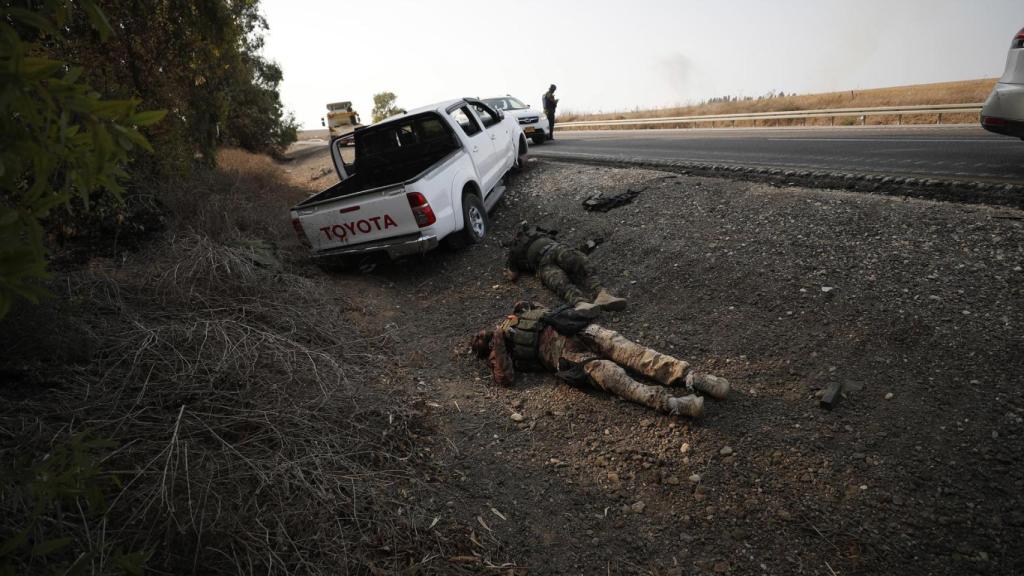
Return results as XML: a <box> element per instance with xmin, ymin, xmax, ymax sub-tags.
<box><xmin>482</xmin><ymin>96</ymin><xmax>550</xmax><ymax>145</ymax></box>
<box><xmin>981</xmin><ymin>26</ymin><xmax>1024</xmax><ymax>139</ymax></box>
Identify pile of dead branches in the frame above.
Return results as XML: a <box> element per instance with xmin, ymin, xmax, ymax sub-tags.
<box><xmin>0</xmin><ymin>233</ymin><xmax>471</xmax><ymax>574</ymax></box>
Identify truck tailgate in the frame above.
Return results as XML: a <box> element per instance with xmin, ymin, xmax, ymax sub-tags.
<box><xmin>295</xmin><ymin>186</ymin><xmax>420</xmax><ymax>253</ymax></box>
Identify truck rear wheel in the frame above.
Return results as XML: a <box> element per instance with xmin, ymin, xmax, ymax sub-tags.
<box><xmin>531</xmin><ymin>132</ymin><xmax>546</xmax><ymax>145</ymax></box>
<box><xmin>461</xmin><ymin>193</ymin><xmax>488</xmax><ymax>244</ymax></box>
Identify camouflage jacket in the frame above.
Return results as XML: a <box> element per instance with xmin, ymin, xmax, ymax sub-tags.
<box><xmin>506</xmin><ymin>227</ymin><xmax>557</xmax><ymax>272</ymax></box>
<box><xmin>485</xmin><ymin>307</ymin><xmax>567</xmax><ymax>387</ymax></box>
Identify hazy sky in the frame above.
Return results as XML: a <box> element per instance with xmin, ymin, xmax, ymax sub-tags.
<box><xmin>261</xmin><ymin>0</ymin><xmax>1022</xmax><ymax>129</ymax></box>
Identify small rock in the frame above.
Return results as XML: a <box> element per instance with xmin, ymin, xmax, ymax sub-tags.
<box><xmin>607</xmin><ymin>472</ymin><xmax>620</xmax><ymax>483</ymax></box>
<box><xmin>688</xmin><ymin>473</ymin><xmax>702</xmax><ymax>483</ymax></box>
<box><xmin>720</xmin><ymin>446</ymin><xmax>734</xmax><ymax>456</ymax></box>
<box><xmin>639</xmin><ymin>418</ymin><xmax>653</xmax><ymax>428</ymax></box>
<box><xmin>821</xmin><ymin>286</ymin><xmax>834</xmax><ymax>293</ymax></box>
<box><xmin>680</xmin><ymin>442</ymin><xmax>691</xmax><ymax>454</ymax></box>
<box><xmin>713</xmin><ymin>561</ymin><xmax>730</xmax><ymax>573</ymax></box>
<box><xmin>666</xmin><ymin>476</ymin><xmax>681</xmax><ymax>485</ymax></box>
<box><xmin>884</xmin><ymin>392</ymin><xmax>894</xmax><ymax>400</ymax></box>
<box><xmin>510</xmin><ymin>412</ymin><xmax>524</xmax><ymax>422</ymax></box>
<box><xmin>631</xmin><ymin>501</ymin><xmax>646</xmax><ymax>513</ymax></box>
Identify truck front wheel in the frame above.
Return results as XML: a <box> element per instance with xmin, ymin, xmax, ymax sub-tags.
<box><xmin>513</xmin><ymin>135</ymin><xmax>528</xmax><ymax>172</ymax></box>
<box><xmin>459</xmin><ymin>192</ymin><xmax>488</xmax><ymax>245</ymax></box>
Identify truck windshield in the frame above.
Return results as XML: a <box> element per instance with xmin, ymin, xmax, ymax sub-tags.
<box><xmin>483</xmin><ymin>97</ymin><xmax>527</xmax><ymax>111</ymax></box>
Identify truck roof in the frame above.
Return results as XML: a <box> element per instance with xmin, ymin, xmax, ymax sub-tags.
<box><xmin>375</xmin><ymin>99</ymin><xmax>464</xmax><ymax>125</ymax></box>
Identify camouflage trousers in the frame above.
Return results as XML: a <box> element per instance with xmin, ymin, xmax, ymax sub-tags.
<box><xmin>536</xmin><ymin>244</ymin><xmax>603</xmax><ymax>305</ymax></box>
<box><xmin>559</xmin><ymin>325</ymin><xmax>692</xmax><ymax>414</ymax></box>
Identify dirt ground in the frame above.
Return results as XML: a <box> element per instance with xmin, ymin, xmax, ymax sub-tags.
<box><xmin>288</xmin><ymin>151</ymin><xmax>1024</xmax><ymax>575</ymax></box>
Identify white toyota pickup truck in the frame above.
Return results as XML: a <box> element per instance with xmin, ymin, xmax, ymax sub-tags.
<box><xmin>290</xmin><ymin>98</ymin><xmax>528</xmax><ymax>263</ymax></box>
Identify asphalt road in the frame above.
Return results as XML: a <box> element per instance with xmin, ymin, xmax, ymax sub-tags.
<box><xmin>533</xmin><ymin>125</ymin><xmax>1024</xmax><ymax>185</ymax></box>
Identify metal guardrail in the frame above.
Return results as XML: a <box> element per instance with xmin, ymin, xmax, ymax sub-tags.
<box><xmin>556</xmin><ymin>103</ymin><xmax>985</xmax><ymax>129</ymax></box>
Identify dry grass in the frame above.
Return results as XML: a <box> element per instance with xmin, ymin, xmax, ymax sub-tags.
<box><xmin>558</xmin><ymin>79</ymin><xmax>997</xmax><ymax>127</ymax></box>
<box><xmin>0</xmin><ymin>150</ymin><xmax>480</xmax><ymax>574</ymax></box>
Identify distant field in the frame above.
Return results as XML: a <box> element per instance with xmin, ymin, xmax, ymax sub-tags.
<box><xmin>558</xmin><ymin>78</ymin><xmax>998</xmax><ymax>127</ymax></box>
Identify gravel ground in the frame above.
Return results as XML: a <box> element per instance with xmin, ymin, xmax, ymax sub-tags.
<box><xmin>298</xmin><ymin>155</ymin><xmax>1024</xmax><ymax>575</ymax></box>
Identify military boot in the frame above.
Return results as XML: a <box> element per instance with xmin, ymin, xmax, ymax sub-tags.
<box><xmin>686</xmin><ymin>372</ymin><xmax>730</xmax><ymax>400</ymax></box>
<box><xmin>668</xmin><ymin>394</ymin><xmax>703</xmax><ymax>417</ymax></box>
<box><xmin>593</xmin><ymin>289</ymin><xmax>627</xmax><ymax>311</ymax></box>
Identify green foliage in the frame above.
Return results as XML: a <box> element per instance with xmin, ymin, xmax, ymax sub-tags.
<box><xmin>372</xmin><ymin>91</ymin><xmax>401</xmax><ymax>123</ymax></box>
<box><xmin>0</xmin><ymin>1</ymin><xmax>165</xmax><ymax>319</ymax></box>
<box><xmin>0</xmin><ymin>432</ymin><xmax>148</xmax><ymax>575</ymax></box>
<box><xmin>56</xmin><ymin>0</ymin><xmax>299</xmax><ymax>160</ymax></box>
<box><xmin>1</xmin><ymin>0</ymin><xmax>299</xmax><ymax>320</ymax></box>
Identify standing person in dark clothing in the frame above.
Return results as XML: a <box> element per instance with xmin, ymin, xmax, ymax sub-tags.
<box><xmin>542</xmin><ymin>84</ymin><xmax>558</xmax><ymax>140</ymax></box>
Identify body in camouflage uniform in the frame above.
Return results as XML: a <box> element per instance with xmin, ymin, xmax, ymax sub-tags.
<box><xmin>471</xmin><ymin>302</ymin><xmax>730</xmax><ymax>416</ymax></box>
<box><xmin>506</xmin><ymin>226</ymin><xmax>626</xmax><ymax>311</ymax></box>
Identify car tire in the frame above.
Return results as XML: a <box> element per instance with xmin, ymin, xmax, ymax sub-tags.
<box><xmin>531</xmin><ymin>133</ymin><xmax>546</xmax><ymax>145</ymax></box>
<box><xmin>512</xmin><ymin>135</ymin><xmax>528</xmax><ymax>172</ymax></box>
<box><xmin>459</xmin><ymin>192</ymin><xmax>488</xmax><ymax>245</ymax></box>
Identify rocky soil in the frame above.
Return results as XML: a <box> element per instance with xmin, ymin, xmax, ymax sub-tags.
<box><xmin>293</xmin><ymin>153</ymin><xmax>1024</xmax><ymax>575</ymax></box>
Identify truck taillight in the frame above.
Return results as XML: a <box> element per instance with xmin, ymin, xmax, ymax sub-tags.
<box><xmin>1015</xmin><ymin>27</ymin><xmax>1024</xmax><ymax>49</ymax></box>
<box><xmin>406</xmin><ymin>192</ymin><xmax>436</xmax><ymax>227</ymax></box>
<box><xmin>291</xmin><ymin>218</ymin><xmax>311</xmax><ymax>247</ymax></box>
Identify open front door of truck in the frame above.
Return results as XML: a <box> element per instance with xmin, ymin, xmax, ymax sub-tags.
<box><xmin>330</xmin><ymin>138</ymin><xmax>351</xmax><ymax>181</ymax></box>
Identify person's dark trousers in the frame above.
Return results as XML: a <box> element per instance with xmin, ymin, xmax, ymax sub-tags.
<box><xmin>546</xmin><ymin>111</ymin><xmax>556</xmax><ymax>140</ymax></box>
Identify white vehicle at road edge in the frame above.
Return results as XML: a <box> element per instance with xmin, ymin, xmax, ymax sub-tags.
<box><xmin>290</xmin><ymin>98</ymin><xmax>528</xmax><ymax>263</ymax></box>
<box><xmin>483</xmin><ymin>95</ymin><xmax>550</xmax><ymax>145</ymax></box>
<box><xmin>981</xmin><ymin>26</ymin><xmax>1024</xmax><ymax>139</ymax></box>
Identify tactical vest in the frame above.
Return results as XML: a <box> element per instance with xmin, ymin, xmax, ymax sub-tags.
<box><xmin>505</xmin><ymin>307</ymin><xmax>548</xmax><ymax>371</ymax></box>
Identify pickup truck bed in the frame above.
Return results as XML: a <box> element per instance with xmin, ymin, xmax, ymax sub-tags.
<box><xmin>296</xmin><ymin>113</ymin><xmax>460</xmax><ymax>207</ymax></box>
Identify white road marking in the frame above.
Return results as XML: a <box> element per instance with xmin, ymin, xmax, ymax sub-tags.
<box><xmin>765</xmin><ymin>138</ymin><xmax>1010</xmax><ymax>143</ymax></box>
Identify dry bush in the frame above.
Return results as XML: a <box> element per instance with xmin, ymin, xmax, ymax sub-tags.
<box><xmin>156</xmin><ymin>148</ymin><xmax>309</xmax><ymax>244</ymax></box>
<box><xmin>0</xmin><ymin>154</ymin><xmax>483</xmax><ymax>574</ymax></box>
<box><xmin>559</xmin><ymin>78</ymin><xmax>997</xmax><ymax>125</ymax></box>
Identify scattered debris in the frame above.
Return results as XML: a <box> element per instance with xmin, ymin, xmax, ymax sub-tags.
<box><xmin>819</xmin><ymin>381</ymin><xmax>843</xmax><ymax>410</ymax></box>
<box><xmin>310</xmin><ymin>166</ymin><xmax>333</xmax><ymax>180</ymax></box>
<box><xmin>582</xmin><ymin>187</ymin><xmax>647</xmax><ymax>212</ymax></box>
<box><xmin>578</xmin><ymin>237</ymin><xmax>605</xmax><ymax>254</ymax></box>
